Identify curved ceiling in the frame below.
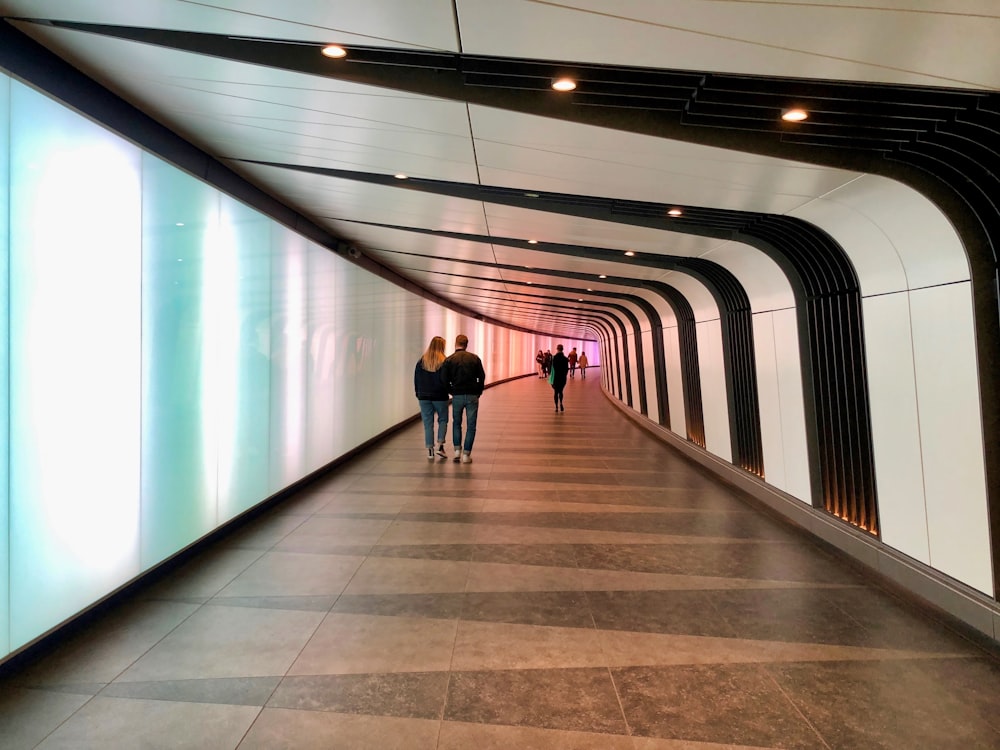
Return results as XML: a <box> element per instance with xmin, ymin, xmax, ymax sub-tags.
<box><xmin>1</xmin><ymin>0</ymin><xmax>997</xmax><ymax>342</ymax></box>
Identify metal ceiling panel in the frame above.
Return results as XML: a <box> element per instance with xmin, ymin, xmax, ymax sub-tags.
<box><xmin>456</xmin><ymin>0</ymin><xmax>1000</xmax><ymax>89</ymax></box>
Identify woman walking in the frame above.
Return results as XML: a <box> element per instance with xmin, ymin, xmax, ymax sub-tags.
<box><xmin>414</xmin><ymin>336</ymin><xmax>450</xmax><ymax>459</ymax></box>
<box><xmin>578</xmin><ymin>350</ymin><xmax>589</xmax><ymax>379</ymax></box>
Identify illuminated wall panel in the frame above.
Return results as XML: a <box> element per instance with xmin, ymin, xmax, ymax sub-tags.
<box><xmin>0</xmin><ymin>74</ymin><xmax>9</xmax><ymax>656</ymax></box>
<box><xmin>0</xmin><ymin>68</ymin><xmax>618</xmax><ymax>664</ymax></box>
<box><xmin>140</xmin><ymin>155</ymin><xmax>220</xmax><ymax>569</ymax></box>
<box><xmin>269</xmin><ymin>230</ymin><xmax>310</xmax><ymax>492</ymax></box>
<box><xmin>215</xmin><ymin>196</ymin><xmax>272</xmax><ymax>522</ymax></box>
<box><xmin>9</xmin><ymin>82</ymin><xmax>142</xmax><ymax>647</ymax></box>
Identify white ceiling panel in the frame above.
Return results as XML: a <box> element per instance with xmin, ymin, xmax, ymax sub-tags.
<box><xmin>470</xmin><ymin>107</ymin><xmax>860</xmax><ymax>214</ymax></box>
<box><xmin>457</xmin><ymin>0</ymin><xmax>1000</xmax><ymax>89</ymax></box>
<box><xmin>4</xmin><ymin>0</ymin><xmax>460</xmax><ymax>49</ymax></box>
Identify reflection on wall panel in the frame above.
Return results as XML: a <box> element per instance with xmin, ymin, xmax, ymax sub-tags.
<box><xmin>909</xmin><ymin>283</ymin><xmax>992</xmax><ymax>594</ymax></box>
<box><xmin>140</xmin><ymin>156</ymin><xmax>219</xmax><ymax>569</ymax></box>
<box><xmin>270</xmin><ymin>230</ymin><xmax>309</xmax><ymax>492</ymax></box>
<box><xmin>10</xmin><ymin>83</ymin><xmax>143</xmax><ymax>647</ymax></box>
<box><xmin>0</xmin><ymin>73</ymin><xmax>9</xmax><ymax>656</ymax></box>
<box><xmin>216</xmin><ymin>196</ymin><xmax>272</xmax><ymax>523</ymax></box>
<box><xmin>696</xmin><ymin>320</ymin><xmax>732</xmax><ymax>462</ymax></box>
<box><xmin>862</xmin><ymin>293</ymin><xmax>929</xmax><ymax>564</ymax></box>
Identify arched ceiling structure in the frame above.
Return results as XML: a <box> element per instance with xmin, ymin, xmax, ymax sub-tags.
<box><xmin>2</xmin><ymin>0</ymin><xmax>997</xmax><ymax>346</ymax></box>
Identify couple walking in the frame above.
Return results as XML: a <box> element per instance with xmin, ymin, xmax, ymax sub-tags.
<box><xmin>414</xmin><ymin>334</ymin><xmax>485</xmax><ymax>463</ymax></box>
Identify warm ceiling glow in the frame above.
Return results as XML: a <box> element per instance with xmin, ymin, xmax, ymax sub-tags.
<box><xmin>599</xmin><ymin>274</ymin><xmax>607</xmax><ymax>279</ymax></box>
<box><xmin>321</xmin><ymin>45</ymin><xmax>347</xmax><ymax>59</ymax></box>
<box><xmin>624</xmin><ymin>250</ymin><xmax>636</xmax><ymax>256</ymax></box>
<box><xmin>782</xmin><ymin>108</ymin><xmax>808</xmax><ymax>122</ymax></box>
<box><xmin>528</xmin><ymin>239</ymin><xmax>538</xmax><ymax>244</ymax></box>
<box><xmin>667</xmin><ymin>208</ymin><xmax>683</xmax><ymax>217</ymax></box>
<box><xmin>394</xmin><ymin>173</ymin><xmax>408</xmax><ymax>179</ymax></box>
<box><xmin>552</xmin><ymin>78</ymin><xmax>577</xmax><ymax>92</ymax></box>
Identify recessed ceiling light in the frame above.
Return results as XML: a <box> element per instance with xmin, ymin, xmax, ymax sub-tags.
<box><xmin>175</xmin><ymin>222</ymin><xmax>185</xmax><ymax>226</ymax></box>
<box><xmin>599</xmin><ymin>274</ymin><xmax>607</xmax><ymax>279</ymax></box>
<box><xmin>526</xmin><ymin>281</ymin><xmax>533</xmax><ymax>284</ymax></box>
<box><xmin>528</xmin><ymin>239</ymin><xmax>538</xmax><ymax>244</ymax></box>
<box><xmin>624</xmin><ymin>250</ymin><xmax>636</xmax><ymax>256</ymax></box>
<box><xmin>781</xmin><ymin>108</ymin><xmax>808</xmax><ymax>122</ymax></box>
<box><xmin>394</xmin><ymin>173</ymin><xmax>408</xmax><ymax>179</ymax></box>
<box><xmin>587</xmin><ymin>288</ymin><xmax>593</xmax><ymax>292</ymax></box>
<box><xmin>667</xmin><ymin>208</ymin><xmax>683</xmax><ymax>217</ymax></box>
<box><xmin>525</xmin><ymin>192</ymin><xmax>539</xmax><ymax>198</ymax></box>
<box><xmin>551</xmin><ymin>78</ymin><xmax>577</xmax><ymax>92</ymax></box>
<box><xmin>321</xmin><ymin>45</ymin><xmax>347</xmax><ymax>59</ymax></box>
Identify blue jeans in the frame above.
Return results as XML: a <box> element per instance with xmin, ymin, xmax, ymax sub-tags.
<box><xmin>451</xmin><ymin>394</ymin><xmax>480</xmax><ymax>453</ymax></box>
<box><xmin>418</xmin><ymin>400</ymin><xmax>449</xmax><ymax>447</ymax></box>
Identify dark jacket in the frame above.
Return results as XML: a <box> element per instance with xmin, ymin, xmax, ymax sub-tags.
<box><xmin>440</xmin><ymin>349</ymin><xmax>485</xmax><ymax>396</ymax></box>
<box><xmin>551</xmin><ymin>351</ymin><xmax>569</xmax><ymax>388</ymax></box>
<box><xmin>414</xmin><ymin>361</ymin><xmax>449</xmax><ymax>401</ymax></box>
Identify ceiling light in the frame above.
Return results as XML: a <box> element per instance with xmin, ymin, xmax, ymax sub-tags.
<box><xmin>526</xmin><ymin>281</ymin><xmax>533</xmax><ymax>284</ymax></box>
<box><xmin>599</xmin><ymin>274</ymin><xmax>607</xmax><ymax>279</ymax></box>
<box><xmin>781</xmin><ymin>108</ymin><xmax>808</xmax><ymax>122</ymax></box>
<box><xmin>551</xmin><ymin>78</ymin><xmax>577</xmax><ymax>92</ymax></box>
<box><xmin>667</xmin><ymin>208</ymin><xmax>683</xmax><ymax>217</ymax></box>
<box><xmin>525</xmin><ymin>192</ymin><xmax>539</xmax><ymax>198</ymax></box>
<box><xmin>624</xmin><ymin>250</ymin><xmax>636</xmax><ymax>256</ymax></box>
<box><xmin>528</xmin><ymin>239</ymin><xmax>538</xmax><ymax>244</ymax></box>
<box><xmin>394</xmin><ymin>173</ymin><xmax>408</xmax><ymax>179</ymax></box>
<box><xmin>321</xmin><ymin>45</ymin><xmax>347</xmax><ymax>59</ymax></box>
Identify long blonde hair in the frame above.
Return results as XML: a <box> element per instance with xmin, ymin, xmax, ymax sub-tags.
<box><xmin>421</xmin><ymin>336</ymin><xmax>446</xmax><ymax>371</ymax></box>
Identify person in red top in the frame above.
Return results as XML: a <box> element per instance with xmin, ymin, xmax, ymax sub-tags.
<box><xmin>567</xmin><ymin>347</ymin><xmax>578</xmax><ymax>378</ymax></box>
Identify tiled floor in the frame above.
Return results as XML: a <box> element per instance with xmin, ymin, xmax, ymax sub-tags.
<box><xmin>3</xmin><ymin>372</ymin><xmax>1000</xmax><ymax>749</ymax></box>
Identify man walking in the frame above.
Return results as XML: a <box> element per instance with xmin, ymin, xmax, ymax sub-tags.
<box><xmin>440</xmin><ymin>334</ymin><xmax>486</xmax><ymax>463</ymax></box>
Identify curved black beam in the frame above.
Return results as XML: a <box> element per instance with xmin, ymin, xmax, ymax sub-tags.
<box><xmin>666</xmin><ymin>262</ymin><xmax>763</xmax><ymax>477</ymax></box>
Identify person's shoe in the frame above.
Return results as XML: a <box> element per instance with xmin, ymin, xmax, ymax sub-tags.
<box><xmin>461</xmin><ymin>452</ymin><xmax>473</xmax><ymax>463</ymax></box>
<box><xmin>427</xmin><ymin>447</ymin><xmax>434</xmax><ymax>460</ymax></box>
<box><xmin>436</xmin><ymin>444</ymin><xmax>447</xmax><ymax>459</ymax></box>
<box><xmin>560</xmin><ymin>403</ymin><xmax>564</xmax><ymax>411</ymax></box>
<box><xmin>453</xmin><ymin>448</ymin><xmax>461</xmax><ymax>463</ymax></box>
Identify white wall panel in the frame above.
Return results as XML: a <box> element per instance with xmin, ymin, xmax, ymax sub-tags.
<box><xmin>909</xmin><ymin>283</ymin><xmax>992</xmax><ymax>594</ymax></box>
<box><xmin>702</xmin><ymin>241</ymin><xmax>796</xmax><ymax>313</ymax></box>
<box><xmin>640</xmin><ymin>328</ymin><xmax>658</xmax><ymax>421</ymax></box>
<box><xmin>793</xmin><ymin>174</ymin><xmax>970</xmax><ymax>294</ymax></box>
<box><xmin>750</xmin><ymin>313</ymin><xmax>786</xmax><ymax>490</ymax></box>
<box><xmin>663</xmin><ymin>326</ymin><xmax>686</xmax><ymax>437</ymax></box>
<box><xmin>769</xmin><ymin>308</ymin><xmax>812</xmax><ymax>503</ymax></box>
<box><xmin>696</xmin><ymin>320</ymin><xmax>732</xmax><ymax>462</ymax></box>
<box><xmin>660</xmin><ymin>275</ymin><xmax>718</xmax><ymax>322</ymax></box>
<box><xmin>862</xmin><ymin>293</ymin><xmax>929</xmax><ymax>563</ymax></box>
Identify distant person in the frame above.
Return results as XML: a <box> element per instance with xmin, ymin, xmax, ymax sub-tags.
<box><xmin>567</xmin><ymin>347</ymin><xmax>578</xmax><ymax>378</ymax></box>
<box><xmin>440</xmin><ymin>334</ymin><xmax>486</xmax><ymax>463</ymax></box>
<box><xmin>414</xmin><ymin>336</ymin><xmax>449</xmax><ymax>460</ymax></box>
<box><xmin>550</xmin><ymin>344</ymin><xmax>569</xmax><ymax>412</ymax></box>
<box><xmin>578</xmin><ymin>350</ymin><xmax>589</xmax><ymax>379</ymax></box>
<box><xmin>535</xmin><ymin>349</ymin><xmax>545</xmax><ymax>378</ymax></box>
<box><xmin>543</xmin><ymin>349</ymin><xmax>552</xmax><ymax>378</ymax></box>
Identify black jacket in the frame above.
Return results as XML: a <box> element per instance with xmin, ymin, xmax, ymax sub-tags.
<box><xmin>440</xmin><ymin>350</ymin><xmax>485</xmax><ymax>396</ymax></box>
<box><xmin>414</xmin><ymin>361</ymin><xmax>450</xmax><ymax>400</ymax></box>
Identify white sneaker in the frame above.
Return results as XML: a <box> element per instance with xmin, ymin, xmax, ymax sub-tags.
<box><xmin>461</xmin><ymin>452</ymin><xmax>473</xmax><ymax>463</ymax></box>
<box><xmin>426</xmin><ymin>447</ymin><xmax>434</xmax><ymax>461</ymax></box>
